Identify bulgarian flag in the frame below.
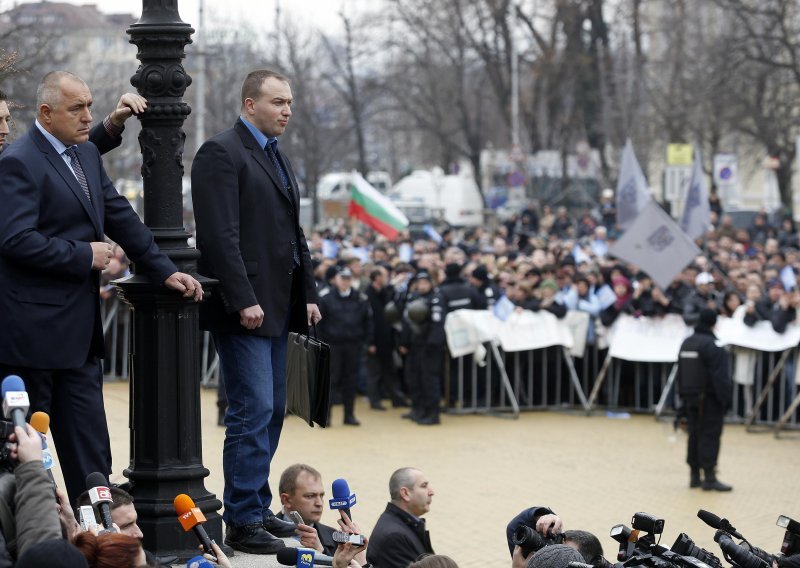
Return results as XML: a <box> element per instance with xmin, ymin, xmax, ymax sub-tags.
<box><xmin>348</xmin><ymin>173</ymin><xmax>409</xmax><ymax>239</ymax></box>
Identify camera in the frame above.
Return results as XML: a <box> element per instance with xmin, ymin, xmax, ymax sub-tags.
<box><xmin>778</xmin><ymin>515</ymin><xmax>800</xmax><ymax>557</ymax></box>
<box><xmin>671</xmin><ymin>533</ymin><xmax>723</xmax><ymax>568</ymax></box>
<box><xmin>0</xmin><ymin>419</ymin><xmax>17</xmax><ymax>471</ymax></box>
<box><xmin>632</xmin><ymin>513</ymin><xmax>665</xmax><ymax>536</ymax></box>
<box><xmin>513</xmin><ymin>524</ymin><xmax>565</xmax><ymax>557</ymax></box>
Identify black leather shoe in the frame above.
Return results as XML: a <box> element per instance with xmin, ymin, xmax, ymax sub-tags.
<box><xmin>262</xmin><ymin>514</ymin><xmax>298</xmax><ymax>538</ymax></box>
<box><xmin>702</xmin><ymin>479</ymin><xmax>733</xmax><ymax>492</ymax></box>
<box><xmin>416</xmin><ymin>415</ymin><xmax>441</xmax><ymax>425</ymax></box>
<box><xmin>370</xmin><ymin>402</ymin><xmax>387</xmax><ymax>411</ymax></box>
<box><xmin>344</xmin><ymin>416</ymin><xmax>361</xmax><ymax>426</ymax></box>
<box><xmin>401</xmin><ymin>411</ymin><xmax>420</xmax><ymax>420</ymax></box>
<box><xmin>225</xmin><ymin>523</ymin><xmax>284</xmax><ymax>554</ymax></box>
<box><xmin>690</xmin><ymin>469</ymin><xmax>701</xmax><ymax>488</ymax></box>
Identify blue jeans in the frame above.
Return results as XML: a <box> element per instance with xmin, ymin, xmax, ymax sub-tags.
<box><xmin>214</xmin><ymin>327</ymin><xmax>288</xmax><ymax>527</ymax></box>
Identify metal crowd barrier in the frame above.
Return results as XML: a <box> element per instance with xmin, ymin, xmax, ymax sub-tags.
<box><xmin>102</xmin><ymin>298</ymin><xmax>800</xmax><ymax>434</ymax></box>
<box><xmin>446</xmin><ymin>341</ymin><xmax>800</xmax><ymax>435</ymax></box>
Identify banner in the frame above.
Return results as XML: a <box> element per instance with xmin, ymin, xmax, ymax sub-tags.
<box><xmin>715</xmin><ymin>307</ymin><xmax>800</xmax><ymax>352</ymax></box>
<box><xmin>609</xmin><ymin>201</ymin><xmax>701</xmax><ymax>289</ymax></box>
<box><xmin>680</xmin><ymin>149</ymin><xmax>710</xmax><ymax>240</ymax></box>
<box><xmin>615</xmin><ymin>139</ymin><xmax>652</xmax><ymax>230</ymax></box>
<box><xmin>607</xmin><ymin>314</ymin><xmax>692</xmax><ymax>363</ymax></box>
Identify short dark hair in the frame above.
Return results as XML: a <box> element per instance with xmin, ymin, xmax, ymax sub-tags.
<box><xmin>0</xmin><ymin>89</ymin><xmax>7</xmax><ymax>102</ymax></box>
<box><xmin>278</xmin><ymin>463</ymin><xmax>321</xmax><ymax>495</ymax></box>
<box><xmin>564</xmin><ymin>529</ymin><xmax>605</xmax><ymax>566</ymax></box>
<box><xmin>240</xmin><ymin>69</ymin><xmax>289</xmax><ymax>108</ymax></box>
<box><xmin>76</xmin><ymin>486</ymin><xmax>134</xmax><ymax>511</ymax></box>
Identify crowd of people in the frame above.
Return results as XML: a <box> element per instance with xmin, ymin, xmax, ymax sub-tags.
<box><xmin>298</xmin><ymin>202</ymin><xmax>800</xmax><ymax>425</ymax></box>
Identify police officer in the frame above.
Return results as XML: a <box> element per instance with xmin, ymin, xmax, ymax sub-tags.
<box><xmin>318</xmin><ymin>267</ymin><xmax>374</xmax><ymax>426</ymax></box>
<box><xmin>439</xmin><ymin>263</ymin><xmax>481</xmax><ymax>405</ymax></box>
<box><xmin>469</xmin><ymin>265</ymin><xmax>501</xmax><ymax>309</ymax></box>
<box><xmin>676</xmin><ymin>308</ymin><xmax>733</xmax><ymax>491</ymax></box>
<box><xmin>399</xmin><ymin>271</ymin><xmax>445</xmax><ymax>425</ymax></box>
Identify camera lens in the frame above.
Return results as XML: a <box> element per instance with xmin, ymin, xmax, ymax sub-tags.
<box><xmin>513</xmin><ymin>525</ymin><xmax>547</xmax><ymax>557</ymax></box>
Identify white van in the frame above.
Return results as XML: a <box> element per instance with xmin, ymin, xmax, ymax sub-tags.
<box><xmin>390</xmin><ymin>169</ymin><xmax>484</xmax><ymax>227</ymax></box>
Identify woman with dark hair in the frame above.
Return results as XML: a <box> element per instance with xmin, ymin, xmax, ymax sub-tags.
<box><xmin>600</xmin><ymin>276</ymin><xmax>634</xmax><ymax>326</ymax></box>
<box><xmin>73</xmin><ymin>532</ymin><xmax>147</xmax><ymax>568</ymax></box>
<box><xmin>720</xmin><ymin>290</ymin><xmax>742</xmax><ymax>318</ymax></box>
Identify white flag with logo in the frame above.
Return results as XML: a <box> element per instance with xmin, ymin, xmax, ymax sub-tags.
<box><xmin>610</xmin><ymin>201</ymin><xmax>700</xmax><ymax>289</ymax></box>
<box><xmin>615</xmin><ymin>139</ymin><xmax>652</xmax><ymax>229</ymax></box>
<box><xmin>680</xmin><ymin>149</ymin><xmax>710</xmax><ymax>240</ymax></box>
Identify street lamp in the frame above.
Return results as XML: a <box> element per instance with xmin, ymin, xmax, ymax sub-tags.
<box><xmin>115</xmin><ymin>0</ymin><xmax>221</xmax><ymax>559</ymax></box>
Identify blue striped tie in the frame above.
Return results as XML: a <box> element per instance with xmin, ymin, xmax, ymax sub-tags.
<box><xmin>63</xmin><ymin>147</ymin><xmax>91</xmax><ymax>203</ymax></box>
<box><xmin>265</xmin><ymin>140</ymin><xmax>301</xmax><ymax>267</ymax></box>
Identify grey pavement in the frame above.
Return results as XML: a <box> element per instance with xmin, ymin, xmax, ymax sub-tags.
<box><xmin>54</xmin><ymin>382</ymin><xmax>800</xmax><ymax>567</ymax></box>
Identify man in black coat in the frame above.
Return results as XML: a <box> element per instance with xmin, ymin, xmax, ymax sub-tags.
<box><xmin>318</xmin><ymin>266</ymin><xmax>374</xmax><ymax>426</ymax></box>
<box><xmin>191</xmin><ymin>69</ymin><xmax>321</xmax><ymax>553</ymax></box>
<box><xmin>677</xmin><ymin>309</ymin><xmax>733</xmax><ymax>491</ymax></box>
<box><xmin>367</xmin><ymin>467</ymin><xmax>435</xmax><ymax>568</ymax></box>
<box><xmin>365</xmin><ymin>266</ymin><xmax>404</xmax><ymax>410</ymax></box>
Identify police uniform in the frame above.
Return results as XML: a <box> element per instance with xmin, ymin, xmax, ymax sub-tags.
<box><xmin>400</xmin><ymin>273</ymin><xmax>445</xmax><ymax>425</ymax></box>
<box><xmin>439</xmin><ymin>264</ymin><xmax>481</xmax><ymax>404</ymax></box>
<box><xmin>318</xmin><ymin>269</ymin><xmax>374</xmax><ymax>425</ymax></box>
<box><xmin>677</xmin><ymin>309</ymin><xmax>733</xmax><ymax>491</ymax></box>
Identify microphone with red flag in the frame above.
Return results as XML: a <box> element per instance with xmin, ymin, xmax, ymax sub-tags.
<box><xmin>86</xmin><ymin>472</ymin><xmax>117</xmax><ymax>532</ymax></box>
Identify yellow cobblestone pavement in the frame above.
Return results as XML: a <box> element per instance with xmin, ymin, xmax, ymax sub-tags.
<box><xmin>53</xmin><ymin>382</ymin><xmax>800</xmax><ymax>567</ymax></box>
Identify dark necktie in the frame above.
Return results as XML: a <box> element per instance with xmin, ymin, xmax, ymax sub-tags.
<box><xmin>63</xmin><ymin>147</ymin><xmax>91</xmax><ymax>203</ymax></box>
<box><xmin>264</xmin><ymin>140</ymin><xmax>300</xmax><ymax>267</ymax></box>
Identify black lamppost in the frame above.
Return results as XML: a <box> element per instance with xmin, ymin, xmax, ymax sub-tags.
<box><xmin>115</xmin><ymin>0</ymin><xmax>221</xmax><ymax>559</ymax></box>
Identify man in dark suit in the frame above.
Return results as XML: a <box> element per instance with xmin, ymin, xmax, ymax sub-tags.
<box><xmin>191</xmin><ymin>69</ymin><xmax>321</xmax><ymax>554</ymax></box>
<box><xmin>0</xmin><ymin>71</ymin><xmax>203</xmax><ymax>504</ymax></box>
<box><xmin>367</xmin><ymin>467</ymin><xmax>435</xmax><ymax>568</ymax></box>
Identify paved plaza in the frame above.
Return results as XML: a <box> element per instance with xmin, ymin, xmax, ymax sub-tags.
<box><xmin>57</xmin><ymin>382</ymin><xmax>800</xmax><ymax>567</ymax></box>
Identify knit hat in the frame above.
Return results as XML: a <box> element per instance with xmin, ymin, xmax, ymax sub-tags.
<box><xmin>539</xmin><ymin>279</ymin><xmax>558</xmax><ymax>292</ymax></box>
<box><xmin>527</xmin><ymin>544</ymin><xmax>584</xmax><ymax>568</ymax></box>
<box><xmin>472</xmin><ymin>265</ymin><xmax>490</xmax><ymax>283</ymax></box>
<box><xmin>16</xmin><ymin>539</ymin><xmax>89</xmax><ymax>568</ymax></box>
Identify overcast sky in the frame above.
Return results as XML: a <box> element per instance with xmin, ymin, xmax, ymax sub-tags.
<box><xmin>6</xmin><ymin>0</ymin><xmax>355</xmax><ymax>34</ymax></box>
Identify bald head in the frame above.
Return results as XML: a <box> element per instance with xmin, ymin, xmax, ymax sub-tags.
<box><xmin>36</xmin><ymin>71</ymin><xmax>88</xmax><ymax>115</ymax></box>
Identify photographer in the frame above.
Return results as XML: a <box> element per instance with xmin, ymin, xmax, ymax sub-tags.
<box><xmin>507</xmin><ymin>508</ymin><xmax>607</xmax><ymax>568</ymax></box>
<box><xmin>0</xmin><ymin>423</ymin><xmax>63</xmax><ymax>565</ymax></box>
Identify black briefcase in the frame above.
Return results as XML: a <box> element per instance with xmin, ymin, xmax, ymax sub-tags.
<box><xmin>286</xmin><ymin>325</ymin><xmax>331</xmax><ymax>428</ymax></box>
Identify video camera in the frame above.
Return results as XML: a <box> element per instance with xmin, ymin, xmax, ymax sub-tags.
<box><xmin>697</xmin><ymin>509</ymin><xmax>800</xmax><ymax>568</ymax></box>
<box><xmin>610</xmin><ymin>512</ymin><xmax>722</xmax><ymax>568</ymax></box>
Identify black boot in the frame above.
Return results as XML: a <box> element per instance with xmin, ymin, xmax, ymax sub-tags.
<box><xmin>702</xmin><ymin>468</ymin><xmax>732</xmax><ymax>492</ymax></box>
<box><xmin>690</xmin><ymin>468</ymin><xmax>701</xmax><ymax>488</ymax></box>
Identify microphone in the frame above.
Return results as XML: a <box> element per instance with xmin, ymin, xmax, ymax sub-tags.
<box><xmin>186</xmin><ymin>556</ymin><xmax>215</xmax><ymax>568</ymax></box>
<box><xmin>30</xmin><ymin>412</ymin><xmax>55</xmax><ymax>484</ymax></box>
<box><xmin>329</xmin><ymin>478</ymin><xmax>356</xmax><ymax>522</ymax></box>
<box><xmin>1</xmin><ymin>375</ymin><xmax>29</xmax><ymax>430</ymax></box>
<box><xmin>86</xmin><ymin>472</ymin><xmax>116</xmax><ymax>532</ymax></box>
<box><xmin>276</xmin><ymin>547</ymin><xmax>334</xmax><ymax>567</ymax></box>
<box><xmin>698</xmin><ymin>510</ymin><xmax>745</xmax><ymax>540</ymax></box>
<box><xmin>174</xmin><ymin>494</ymin><xmax>217</xmax><ymax>562</ymax></box>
